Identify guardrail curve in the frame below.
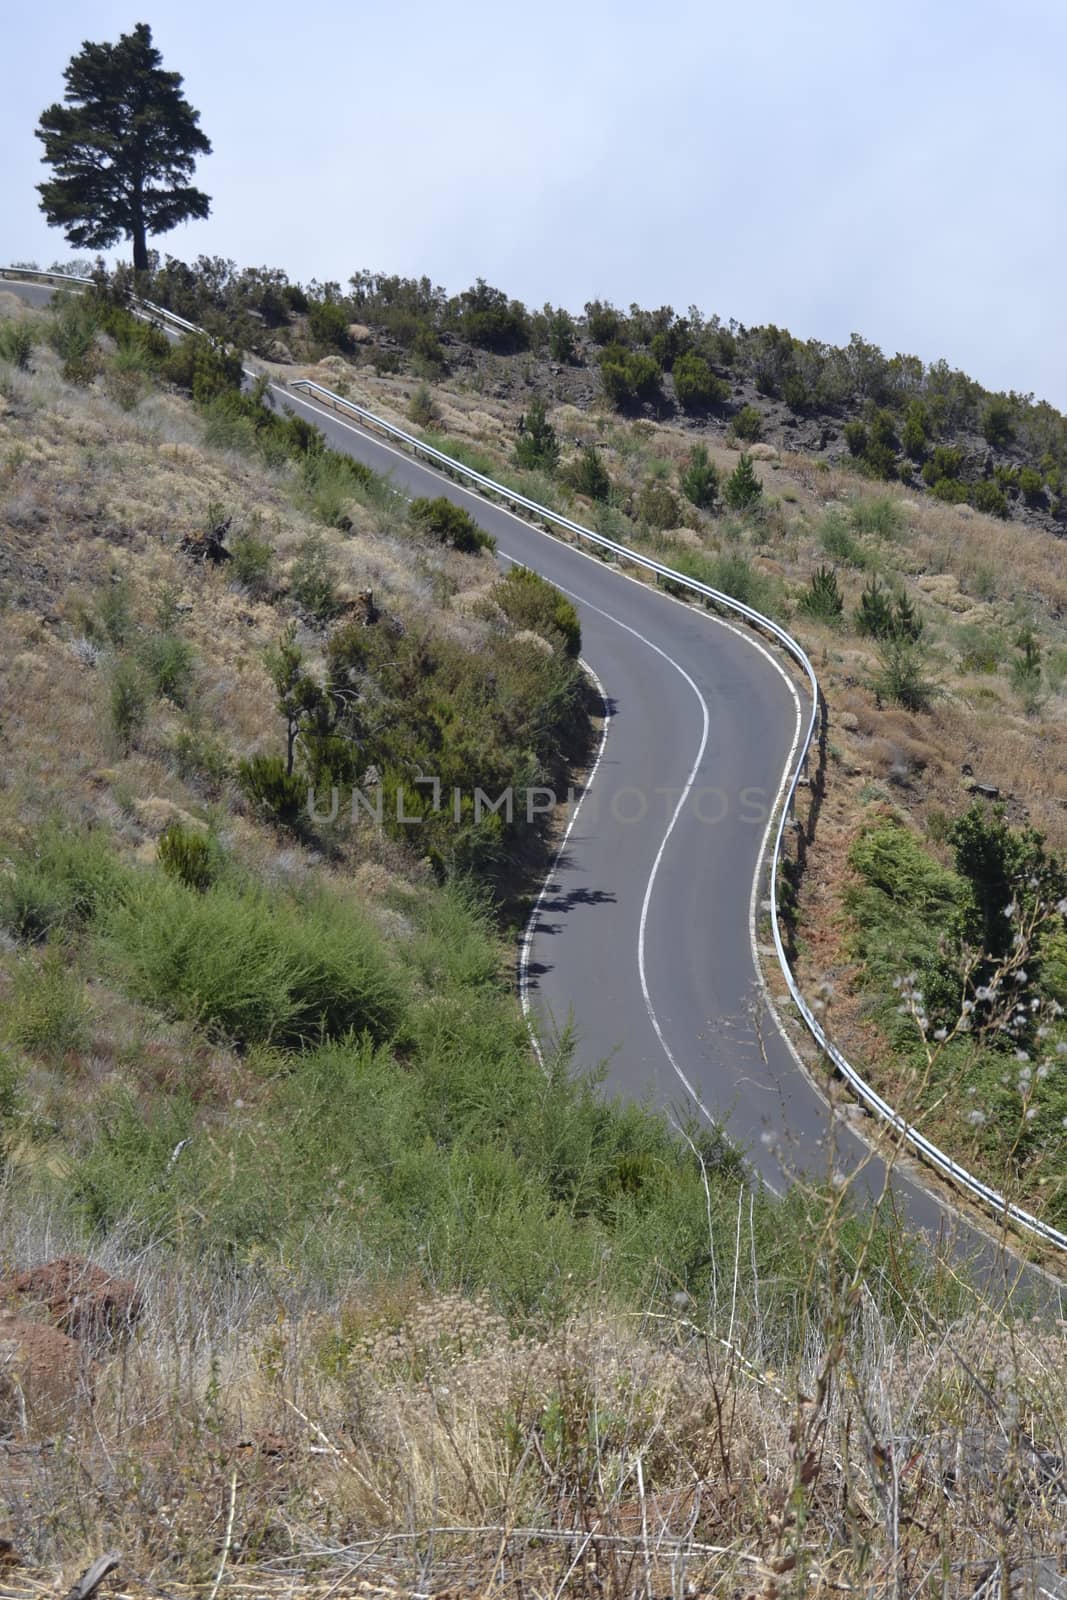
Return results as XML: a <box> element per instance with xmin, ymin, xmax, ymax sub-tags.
<box><xmin>3</xmin><ymin>266</ymin><xmax>1063</xmax><ymax>1257</ymax></box>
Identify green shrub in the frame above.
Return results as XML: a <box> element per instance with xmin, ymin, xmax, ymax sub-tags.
<box><xmin>102</xmin><ymin>875</ymin><xmax>406</xmax><ymax>1049</ymax></box>
<box><xmin>300</xmin><ymin>451</ymin><xmax>374</xmax><ymax>528</ymax></box>
<box><xmin>0</xmin><ymin>825</ymin><xmax>123</xmax><ymax>943</ymax></box>
<box><xmin>819</xmin><ymin>511</ymin><xmax>864</xmax><ymax>565</ymax></box>
<box><xmin>637</xmin><ymin>478</ymin><xmax>680</xmax><ymax>530</ymax></box>
<box><xmin>969</xmin><ymin>480</ymin><xmax>1009</xmax><ymax>519</ymax></box>
<box><xmin>455</xmin><ymin>281</ymin><xmax>529</xmax><ymax>352</ymax></box>
<box><xmin>139</xmin><ymin>633</ymin><xmax>195</xmax><ymax>704</ymax></box>
<box><xmin>861</xmin><ymin>442</ymin><xmax>898</xmax><ymax>480</ymax></box>
<box><xmin>672</xmin><ymin>352</ymin><xmax>728</xmax><ymax>410</ymax></box>
<box><xmin>157</xmin><ymin>823</ymin><xmax>216</xmax><ymax>892</ymax></box>
<box><xmin>547</xmin><ymin>308</ymin><xmax>577</xmax><ymax>362</ymax></box>
<box><xmin>307</xmin><ymin>297</ymin><xmax>352</xmax><ymax>351</ymax></box>
<box><xmin>598</xmin><ymin>345</ymin><xmax>661</xmax><ymax>407</ymax></box>
<box><xmin>406</xmin><ymin>382</ymin><xmax>439</xmax><ymax>427</ymax></box>
<box><xmin>981</xmin><ymin>396</ymin><xmax>1015</xmax><ymax>448</ymax></box>
<box><xmin>491</xmin><ymin>566</ymin><xmax>581</xmax><ymax>657</ymax></box>
<box><xmin>930</xmin><ymin>476</ymin><xmax>969</xmax><ymax>504</ymax></box>
<box><xmin>564</xmin><ymin>446</ymin><xmax>612</xmax><ymax>502</ymax></box>
<box><xmin>230</xmin><ymin>528</ymin><xmax>274</xmax><ymax>592</ymax></box>
<box><xmin>844</xmin><ymin>420</ymin><xmax>868</xmax><ymax>457</ymax></box>
<box><xmin>850</xmin><ymin>496</ymin><xmax>901</xmax><ymax>538</ymax></box>
<box><xmin>798</xmin><ymin>565</ymin><xmax>844</xmax><ymax>622</ymax></box>
<box><xmin>289</xmin><ymin>533</ymin><xmax>340</xmax><ymax>620</ymax></box>
<box><xmin>46</xmin><ymin>293</ymin><xmax>100</xmax><ymax>383</ymax></box>
<box><xmin>0</xmin><ymin>322</ymin><xmax>35</xmax><ymax>370</ymax></box>
<box><xmin>7</xmin><ymin>948</ymin><xmax>90</xmax><ymax>1060</ymax></box>
<box><xmin>584</xmin><ymin>299</ymin><xmax>622</xmax><ymax>343</ymax></box>
<box><xmin>172</xmin><ymin>725</ymin><xmax>232</xmax><ymax>795</ymax></box>
<box><xmin>922</xmin><ymin>445</ymin><xmax>964</xmax><ymax>486</ymax></box>
<box><xmin>91</xmin><ymin>577</ymin><xmax>135</xmax><ymax>648</ymax></box>
<box><xmin>901</xmin><ymin>401</ymin><xmax>929</xmax><ymax>461</ymax></box>
<box><xmin>514</xmin><ymin>397</ymin><xmax>559</xmax><ymax>472</ymax></box>
<box><xmin>410</xmin><ymin>496</ymin><xmax>495</xmax><ymax>554</ymax></box>
<box><xmin>680</xmin><ymin>445</ymin><xmax>719</xmax><ymax>511</ymax></box>
<box><xmin>1017</xmin><ymin>466</ymin><xmax>1044</xmax><ymax>505</ymax></box>
<box><xmin>855</xmin><ymin>576</ymin><xmax>894</xmax><ymax>638</ymax></box>
<box><xmin>237</xmin><ymin>753</ymin><xmax>308</xmax><ymax>828</ymax></box>
<box><xmin>109</xmin><ymin>657</ymin><xmax>149</xmax><ymax>751</ymax></box>
<box><xmin>854</xmin><ymin>577</ymin><xmax>920</xmax><ymax>642</ymax></box>
<box><xmin>730</xmin><ymin>404</ymin><xmax>763</xmax><ymax>443</ymax></box>
<box><xmin>189</xmin><ymin>340</ymin><xmax>244</xmax><ymax>403</ymax></box>
<box><xmin>723</xmin><ymin>453</ymin><xmax>762</xmax><ymax>511</ymax></box>
<box><xmin>873</xmin><ymin>637</ymin><xmax>937</xmax><ymax>711</ymax></box>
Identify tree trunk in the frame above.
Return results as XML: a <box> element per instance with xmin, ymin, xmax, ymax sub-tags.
<box><xmin>131</xmin><ymin>182</ymin><xmax>148</xmax><ymax>273</ymax></box>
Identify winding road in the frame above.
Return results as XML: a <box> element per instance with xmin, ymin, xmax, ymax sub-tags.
<box><xmin>2</xmin><ymin>273</ymin><xmax>1061</xmax><ymax>1305</ymax></box>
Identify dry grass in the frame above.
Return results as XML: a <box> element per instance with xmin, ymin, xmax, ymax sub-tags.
<box><xmin>1</xmin><ymin>1185</ymin><xmax>1065</xmax><ymax>1599</ymax></box>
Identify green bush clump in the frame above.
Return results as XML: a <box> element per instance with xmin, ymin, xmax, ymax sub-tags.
<box><xmin>680</xmin><ymin>445</ymin><xmax>719</xmax><ymax>510</ymax></box>
<box><xmin>306</xmin><ymin>297</ymin><xmax>351</xmax><ymax>351</ymax></box>
<box><xmin>981</xmin><ymin>396</ymin><xmax>1015</xmax><ymax>449</ymax></box>
<box><xmin>157</xmin><ymin>823</ymin><xmax>216</xmax><ymax>892</ymax></box>
<box><xmin>46</xmin><ymin>292</ymin><xmax>101</xmax><ymax>382</ymax></box>
<box><xmin>162</xmin><ymin>334</ymin><xmax>243</xmax><ymax>402</ymax></box>
<box><xmin>514</xmin><ymin>397</ymin><xmax>559</xmax><ymax>472</ymax></box>
<box><xmin>668</xmin><ymin>548</ymin><xmax>776</xmax><ymax>615</ymax></box>
<box><xmin>672</xmin><ymin>352</ymin><xmax>728</xmax><ymax>410</ymax></box>
<box><xmin>109</xmin><ymin>657</ymin><xmax>149</xmax><ymax>751</ymax></box>
<box><xmin>637</xmin><ymin>478</ymin><xmax>680</xmax><ymax>530</ymax></box>
<box><xmin>798</xmin><ymin>565</ymin><xmax>844</xmax><ymax>622</ymax></box>
<box><xmin>969</xmin><ymin>481</ymin><xmax>1009</xmax><ymax>519</ymax></box>
<box><xmin>0</xmin><ymin>322</ymin><xmax>35</xmax><ymax>369</ymax></box>
<box><xmin>723</xmin><ymin>453</ymin><xmax>763</xmax><ymax>511</ymax></box>
<box><xmin>598</xmin><ymin>344</ymin><xmax>661</xmax><ymax>408</ymax></box>
<box><xmin>901</xmin><ymin>401</ymin><xmax>929</xmax><ymax>461</ymax></box>
<box><xmin>584</xmin><ymin>299</ymin><xmax>622</xmax><ymax>344</ymax></box>
<box><xmin>230</xmin><ymin>528</ymin><xmax>274</xmax><ymax>592</ymax></box>
<box><xmin>300</xmin><ymin>451</ymin><xmax>375</xmax><ymax>528</ymax></box>
<box><xmin>139</xmin><ymin>632</ymin><xmax>195</xmax><ymax>704</ymax></box>
<box><xmin>563</xmin><ymin>446</ymin><xmax>612</xmax><ymax>502</ymax></box>
<box><xmin>1017</xmin><ymin>466</ymin><xmax>1044</xmax><ymax>505</ymax></box>
<box><xmin>873</xmin><ymin>637</ymin><xmax>937</xmax><ymax>711</ymax></box>
<box><xmin>102</xmin><ymin>874</ymin><xmax>406</xmax><ymax>1049</ymax></box>
<box><xmin>410</xmin><ymin>496</ymin><xmax>495</xmax><ymax>554</ymax></box>
<box><xmin>406</xmin><ymin>382</ymin><xmax>439</xmax><ymax>427</ymax></box>
<box><xmin>922</xmin><ymin>445</ymin><xmax>964</xmax><ymax>486</ymax></box>
<box><xmin>289</xmin><ymin>532</ymin><xmax>340</xmax><ymax>620</ymax></box>
<box><xmin>237</xmin><ymin>753</ymin><xmax>308</xmax><ymax>829</ymax></box>
<box><xmin>850</xmin><ymin>496</ymin><xmax>901</xmax><ymax>538</ymax></box>
<box><xmin>0</xmin><ymin>825</ymin><xmax>124</xmax><ymax>943</ymax></box>
<box><xmin>491</xmin><ymin>565</ymin><xmax>581</xmax><ymax>657</ymax></box>
<box><xmin>455</xmin><ymin>280</ymin><xmax>530</xmax><ymax>352</ymax></box>
<box><xmin>819</xmin><ymin>511</ymin><xmax>865</xmax><ymax>565</ymax></box>
<box><xmin>547</xmin><ymin>308</ymin><xmax>577</xmax><ymax>362</ymax></box>
<box><xmin>855</xmin><ymin>577</ymin><xmax>922</xmax><ymax>642</ymax></box>
<box><xmin>844</xmin><ymin>420</ymin><xmax>868</xmax><ymax>457</ymax></box>
<box><xmin>930</xmin><ymin>476</ymin><xmax>969</xmax><ymax>504</ymax></box>
<box><xmin>6</xmin><ymin>948</ymin><xmax>91</xmax><ymax>1061</ymax></box>
<box><xmin>730</xmin><ymin>404</ymin><xmax>763</xmax><ymax>443</ymax></box>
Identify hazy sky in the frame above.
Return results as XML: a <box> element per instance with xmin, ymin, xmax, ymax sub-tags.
<box><xmin>4</xmin><ymin>1</ymin><xmax>1065</xmax><ymax>407</ymax></box>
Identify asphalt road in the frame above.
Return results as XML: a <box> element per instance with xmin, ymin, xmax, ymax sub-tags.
<box><xmin>3</xmin><ymin>276</ymin><xmax>1062</xmax><ymax>1306</ymax></box>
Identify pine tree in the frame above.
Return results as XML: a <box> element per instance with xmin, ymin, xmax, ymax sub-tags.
<box><xmin>36</xmin><ymin>23</ymin><xmax>211</xmax><ymax>273</ymax></box>
<box><xmin>723</xmin><ymin>453</ymin><xmax>762</xmax><ymax>511</ymax></box>
<box><xmin>680</xmin><ymin>445</ymin><xmax>720</xmax><ymax>510</ymax></box>
<box><xmin>514</xmin><ymin>396</ymin><xmax>560</xmax><ymax>472</ymax></box>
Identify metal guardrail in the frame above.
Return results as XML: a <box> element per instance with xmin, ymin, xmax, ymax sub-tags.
<box><xmin>3</xmin><ymin>265</ymin><xmax>1063</xmax><ymax>1255</ymax></box>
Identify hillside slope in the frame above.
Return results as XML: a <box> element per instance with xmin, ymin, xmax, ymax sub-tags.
<box><xmin>0</xmin><ymin>283</ymin><xmax>1065</xmax><ymax>1597</ymax></box>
